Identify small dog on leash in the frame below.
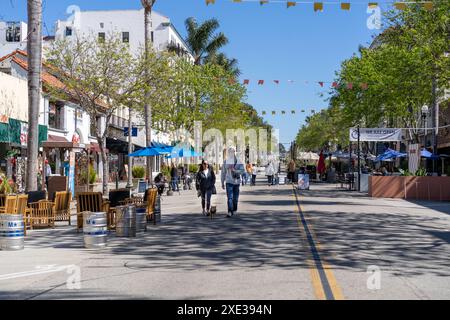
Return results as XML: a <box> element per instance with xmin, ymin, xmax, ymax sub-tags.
<box><xmin>209</xmin><ymin>206</ymin><xmax>217</xmax><ymax>219</ymax></box>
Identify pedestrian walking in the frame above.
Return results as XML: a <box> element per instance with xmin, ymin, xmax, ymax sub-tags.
<box><xmin>288</xmin><ymin>159</ymin><xmax>296</xmax><ymax>183</ymax></box>
<box><xmin>266</xmin><ymin>161</ymin><xmax>275</xmax><ymax>186</ymax></box>
<box><xmin>251</xmin><ymin>163</ymin><xmax>257</xmax><ymax>186</ymax></box>
<box><xmin>221</xmin><ymin>147</ymin><xmax>245</xmax><ymax>218</ymax></box>
<box><xmin>170</xmin><ymin>163</ymin><xmax>179</xmax><ymax>191</ymax></box>
<box><xmin>245</xmin><ymin>162</ymin><xmax>252</xmax><ymax>185</ymax></box>
<box><xmin>196</xmin><ymin>160</ymin><xmax>216</xmax><ymax>216</ymax></box>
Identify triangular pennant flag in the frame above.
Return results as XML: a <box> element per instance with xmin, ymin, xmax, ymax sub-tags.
<box><xmin>301</xmin><ymin>109</ymin><xmax>305</xmax><ymax>112</ymax></box>
<box><xmin>368</xmin><ymin>3</ymin><xmax>378</xmax><ymax>9</ymax></box>
<box><xmin>258</xmin><ymin>80</ymin><xmax>265</xmax><ymax>85</ymax></box>
<box><xmin>360</xmin><ymin>83</ymin><xmax>368</xmax><ymax>90</ymax></box>
<box><xmin>262</xmin><ymin>111</ymin><xmax>266</xmax><ymax>115</ymax></box>
<box><xmin>341</xmin><ymin>3</ymin><xmax>350</xmax><ymax>10</ymax></box>
<box><xmin>274</xmin><ymin>80</ymin><xmax>280</xmax><ymax>84</ymax></box>
<box><xmin>314</xmin><ymin>3</ymin><xmax>323</xmax><ymax>12</ymax></box>
<box><xmin>281</xmin><ymin>111</ymin><xmax>286</xmax><ymax>115</ymax></box>
<box><xmin>272</xmin><ymin>111</ymin><xmax>276</xmax><ymax>115</ymax></box>
<box><xmin>291</xmin><ymin>110</ymin><xmax>296</xmax><ymax>114</ymax></box>
<box><xmin>206</xmin><ymin>0</ymin><xmax>215</xmax><ymax>5</ymax></box>
<box><xmin>260</xmin><ymin>0</ymin><xmax>269</xmax><ymax>5</ymax></box>
<box><xmin>287</xmin><ymin>2</ymin><xmax>296</xmax><ymax>8</ymax></box>
<box><xmin>318</xmin><ymin>82</ymin><xmax>324</xmax><ymax>87</ymax></box>
<box><xmin>243</xmin><ymin>79</ymin><xmax>250</xmax><ymax>85</ymax></box>
<box><xmin>233</xmin><ymin>0</ymin><xmax>242</xmax><ymax>2</ymax></box>
<box><xmin>347</xmin><ymin>83</ymin><xmax>353</xmax><ymax>89</ymax></box>
<box><xmin>423</xmin><ymin>2</ymin><xmax>433</xmax><ymax>10</ymax></box>
<box><xmin>332</xmin><ymin>82</ymin><xmax>338</xmax><ymax>88</ymax></box>
<box><xmin>394</xmin><ymin>2</ymin><xmax>407</xmax><ymax>10</ymax></box>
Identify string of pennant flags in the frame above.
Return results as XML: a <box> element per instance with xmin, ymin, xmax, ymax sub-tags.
<box><xmin>237</xmin><ymin>78</ymin><xmax>369</xmax><ymax>89</ymax></box>
<box><xmin>205</xmin><ymin>0</ymin><xmax>434</xmax><ymax>10</ymax></box>
<box><xmin>256</xmin><ymin>109</ymin><xmax>322</xmax><ymax>115</ymax></box>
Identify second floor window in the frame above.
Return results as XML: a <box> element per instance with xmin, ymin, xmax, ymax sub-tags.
<box><xmin>6</xmin><ymin>22</ymin><xmax>21</xmax><ymax>42</ymax></box>
<box><xmin>98</xmin><ymin>32</ymin><xmax>105</xmax><ymax>42</ymax></box>
<box><xmin>48</xmin><ymin>102</ymin><xmax>64</xmax><ymax>130</ymax></box>
<box><xmin>65</xmin><ymin>27</ymin><xmax>72</xmax><ymax>37</ymax></box>
<box><xmin>122</xmin><ymin>32</ymin><xmax>129</xmax><ymax>43</ymax></box>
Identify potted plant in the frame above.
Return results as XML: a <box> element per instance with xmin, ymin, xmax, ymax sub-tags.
<box><xmin>132</xmin><ymin>166</ymin><xmax>145</xmax><ymax>187</ymax></box>
<box><xmin>88</xmin><ymin>164</ymin><xmax>97</xmax><ymax>191</ymax></box>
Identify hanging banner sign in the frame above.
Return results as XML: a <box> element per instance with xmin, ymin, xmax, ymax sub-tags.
<box><xmin>349</xmin><ymin>128</ymin><xmax>402</xmax><ymax>142</ymax></box>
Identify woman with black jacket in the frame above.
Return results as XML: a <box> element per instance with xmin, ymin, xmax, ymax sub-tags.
<box><xmin>196</xmin><ymin>160</ymin><xmax>216</xmax><ymax>216</ymax></box>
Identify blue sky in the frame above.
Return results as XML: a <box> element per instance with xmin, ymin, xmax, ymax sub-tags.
<box><xmin>1</xmin><ymin>0</ymin><xmax>383</xmax><ymax>144</ymax></box>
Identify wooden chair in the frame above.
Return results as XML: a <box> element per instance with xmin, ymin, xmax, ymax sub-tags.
<box><xmin>53</xmin><ymin>191</ymin><xmax>71</xmax><ymax>225</ymax></box>
<box><xmin>76</xmin><ymin>192</ymin><xmax>109</xmax><ymax>231</ymax></box>
<box><xmin>0</xmin><ymin>195</ymin><xmax>17</xmax><ymax>213</ymax></box>
<box><xmin>145</xmin><ymin>188</ymin><xmax>158</xmax><ymax>223</ymax></box>
<box><xmin>28</xmin><ymin>200</ymin><xmax>55</xmax><ymax>229</ymax></box>
<box><xmin>0</xmin><ymin>194</ymin><xmax>5</xmax><ymax>207</ymax></box>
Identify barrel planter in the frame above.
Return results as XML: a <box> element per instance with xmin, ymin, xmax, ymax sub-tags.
<box><xmin>135</xmin><ymin>207</ymin><xmax>147</xmax><ymax>234</ymax></box>
<box><xmin>0</xmin><ymin>214</ymin><xmax>25</xmax><ymax>251</ymax></box>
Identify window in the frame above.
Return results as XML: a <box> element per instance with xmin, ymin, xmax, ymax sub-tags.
<box><xmin>122</xmin><ymin>32</ymin><xmax>129</xmax><ymax>43</ymax></box>
<box><xmin>5</xmin><ymin>22</ymin><xmax>21</xmax><ymax>42</ymax></box>
<box><xmin>100</xmin><ymin>22</ymin><xmax>104</xmax><ymax>28</ymax></box>
<box><xmin>65</xmin><ymin>27</ymin><xmax>72</xmax><ymax>37</ymax></box>
<box><xmin>98</xmin><ymin>32</ymin><xmax>105</xmax><ymax>42</ymax></box>
<box><xmin>151</xmin><ymin>31</ymin><xmax>154</xmax><ymax>43</ymax></box>
<box><xmin>48</xmin><ymin>102</ymin><xmax>64</xmax><ymax>130</ymax></box>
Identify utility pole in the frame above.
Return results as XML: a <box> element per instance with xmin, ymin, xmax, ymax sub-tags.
<box><xmin>126</xmin><ymin>107</ymin><xmax>133</xmax><ymax>190</ymax></box>
<box><xmin>357</xmin><ymin>125</ymin><xmax>361</xmax><ymax>192</ymax></box>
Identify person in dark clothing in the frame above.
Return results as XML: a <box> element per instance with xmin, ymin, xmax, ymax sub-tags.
<box><xmin>154</xmin><ymin>172</ymin><xmax>166</xmax><ymax>196</ymax></box>
<box><xmin>170</xmin><ymin>163</ymin><xmax>179</xmax><ymax>191</ymax></box>
<box><xmin>196</xmin><ymin>160</ymin><xmax>216</xmax><ymax>216</ymax></box>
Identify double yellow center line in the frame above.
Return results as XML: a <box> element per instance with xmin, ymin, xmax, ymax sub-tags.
<box><xmin>292</xmin><ymin>186</ymin><xmax>344</xmax><ymax>300</ymax></box>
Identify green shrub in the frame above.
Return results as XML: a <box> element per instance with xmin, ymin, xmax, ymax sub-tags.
<box><xmin>189</xmin><ymin>164</ymin><xmax>200</xmax><ymax>173</ymax></box>
<box><xmin>415</xmin><ymin>167</ymin><xmax>427</xmax><ymax>176</ymax></box>
<box><xmin>132</xmin><ymin>166</ymin><xmax>146</xmax><ymax>179</ymax></box>
<box><xmin>88</xmin><ymin>165</ymin><xmax>97</xmax><ymax>184</ymax></box>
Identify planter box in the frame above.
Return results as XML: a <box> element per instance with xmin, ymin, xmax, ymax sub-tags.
<box><xmin>369</xmin><ymin>176</ymin><xmax>450</xmax><ymax>201</ymax></box>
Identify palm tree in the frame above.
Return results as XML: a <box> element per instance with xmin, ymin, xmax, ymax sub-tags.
<box><xmin>26</xmin><ymin>0</ymin><xmax>43</xmax><ymax>192</ymax></box>
<box><xmin>184</xmin><ymin>17</ymin><xmax>229</xmax><ymax>65</ymax></box>
<box><xmin>141</xmin><ymin>0</ymin><xmax>156</xmax><ymax>181</ymax></box>
<box><xmin>205</xmin><ymin>52</ymin><xmax>241</xmax><ymax>77</ymax></box>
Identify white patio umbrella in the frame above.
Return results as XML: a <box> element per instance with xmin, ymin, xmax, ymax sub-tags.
<box><xmin>297</xmin><ymin>152</ymin><xmax>320</xmax><ymax>161</ymax></box>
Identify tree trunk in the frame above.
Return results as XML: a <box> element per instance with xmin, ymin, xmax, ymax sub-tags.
<box><xmin>127</xmin><ymin>107</ymin><xmax>133</xmax><ymax>188</ymax></box>
<box><xmin>98</xmin><ymin>139</ymin><xmax>109</xmax><ymax>196</ymax></box>
<box><xmin>26</xmin><ymin>0</ymin><xmax>43</xmax><ymax>192</ymax></box>
<box><xmin>143</xmin><ymin>2</ymin><xmax>154</xmax><ymax>182</ymax></box>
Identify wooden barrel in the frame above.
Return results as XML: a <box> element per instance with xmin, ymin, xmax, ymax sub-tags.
<box><xmin>135</xmin><ymin>207</ymin><xmax>147</xmax><ymax>234</ymax></box>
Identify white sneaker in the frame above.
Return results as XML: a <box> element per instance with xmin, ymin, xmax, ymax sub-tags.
<box><xmin>227</xmin><ymin>212</ymin><xmax>232</xmax><ymax>218</ymax></box>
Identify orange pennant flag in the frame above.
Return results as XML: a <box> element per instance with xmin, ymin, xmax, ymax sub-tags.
<box><xmin>274</xmin><ymin>80</ymin><xmax>280</xmax><ymax>84</ymax></box>
<box><xmin>260</xmin><ymin>0</ymin><xmax>269</xmax><ymax>5</ymax></box>
<box><xmin>341</xmin><ymin>3</ymin><xmax>351</xmax><ymax>10</ymax></box>
<box><xmin>206</xmin><ymin>0</ymin><xmax>215</xmax><ymax>5</ymax></box>
<box><xmin>332</xmin><ymin>82</ymin><xmax>338</xmax><ymax>88</ymax></box>
<box><xmin>258</xmin><ymin>80</ymin><xmax>265</xmax><ymax>85</ymax></box>
<box><xmin>287</xmin><ymin>2</ymin><xmax>296</xmax><ymax>8</ymax></box>
<box><xmin>243</xmin><ymin>79</ymin><xmax>250</xmax><ymax>85</ymax></box>
<box><xmin>394</xmin><ymin>2</ymin><xmax>407</xmax><ymax>10</ymax></box>
<box><xmin>314</xmin><ymin>3</ymin><xmax>323</xmax><ymax>12</ymax></box>
<box><xmin>368</xmin><ymin>3</ymin><xmax>378</xmax><ymax>9</ymax></box>
<box><xmin>318</xmin><ymin>82</ymin><xmax>324</xmax><ymax>87</ymax></box>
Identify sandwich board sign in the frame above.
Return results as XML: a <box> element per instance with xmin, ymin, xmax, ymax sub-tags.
<box><xmin>298</xmin><ymin>174</ymin><xmax>310</xmax><ymax>190</ymax></box>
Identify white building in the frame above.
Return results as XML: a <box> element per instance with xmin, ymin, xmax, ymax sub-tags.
<box><xmin>54</xmin><ymin>8</ymin><xmax>193</xmax><ymax>61</ymax></box>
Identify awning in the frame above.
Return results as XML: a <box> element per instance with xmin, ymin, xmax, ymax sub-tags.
<box><xmin>42</xmin><ymin>135</ymin><xmax>72</xmax><ymax>149</ymax></box>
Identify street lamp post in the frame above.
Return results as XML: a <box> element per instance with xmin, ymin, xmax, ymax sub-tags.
<box><xmin>421</xmin><ymin>105</ymin><xmax>429</xmax><ymax>149</ymax></box>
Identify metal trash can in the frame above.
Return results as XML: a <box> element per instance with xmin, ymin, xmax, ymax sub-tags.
<box><xmin>153</xmin><ymin>195</ymin><xmax>161</xmax><ymax>224</ymax></box>
<box><xmin>135</xmin><ymin>207</ymin><xmax>147</xmax><ymax>234</ymax></box>
<box><xmin>0</xmin><ymin>214</ymin><xmax>25</xmax><ymax>251</ymax></box>
<box><xmin>83</xmin><ymin>212</ymin><xmax>107</xmax><ymax>249</ymax></box>
<box><xmin>116</xmin><ymin>206</ymin><xmax>136</xmax><ymax>237</ymax></box>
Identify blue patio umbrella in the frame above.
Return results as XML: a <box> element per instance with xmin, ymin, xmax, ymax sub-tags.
<box><xmin>375</xmin><ymin>149</ymin><xmax>407</xmax><ymax>162</ymax></box>
<box><xmin>129</xmin><ymin>147</ymin><xmax>162</xmax><ymax>157</ymax></box>
<box><xmin>166</xmin><ymin>146</ymin><xmax>202</xmax><ymax>159</ymax></box>
<box><xmin>420</xmin><ymin>149</ymin><xmax>439</xmax><ymax>160</ymax></box>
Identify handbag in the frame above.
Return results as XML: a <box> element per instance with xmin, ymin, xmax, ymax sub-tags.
<box><xmin>212</xmin><ymin>185</ymin><xmax>217</xmax><ymax>195</ymax></box>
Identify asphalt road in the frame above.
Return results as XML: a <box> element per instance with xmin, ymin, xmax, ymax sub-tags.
<box><xmin>0</xmin><ymin>178</ymin><xmax>449</xmax><ymax>300</ymax></box>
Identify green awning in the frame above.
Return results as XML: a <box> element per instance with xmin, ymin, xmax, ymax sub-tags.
<box><xmin>0</xmin><ymin>119</ymin><xmax>48</xmax><ymax>147</ymax></box>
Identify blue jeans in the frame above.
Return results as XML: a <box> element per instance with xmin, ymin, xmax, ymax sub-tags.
<box><xmin>226</xmin><ymin>183</ymin><xmax>240</xmax><ymax>213</ymax></box>
<box><xmin>201</xmin><ymin>189</ymin><xmax>213</xmax><ymax>210</ymax></box>
<box><xmin>171</xmin><ymin>177</ymin><xmax>178</xmax><ymax>191</ymax></box>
